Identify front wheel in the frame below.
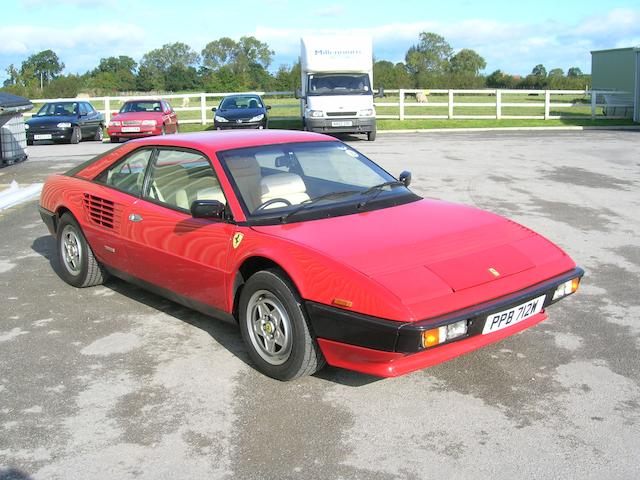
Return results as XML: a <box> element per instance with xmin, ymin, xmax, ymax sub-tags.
<box><xmin>367</xmin><ymin>128</ymin><xmax>377</xmax><ymax>141</ymax></box>
<box><xmin>57</xmin><ymin>213</ymin><xmax>106</xmax><ymax>288</ymax></box>
<box><xmin>238</xmin><ymin>269</ymin><xmax>325</xmax><ymax>380</ymax></box>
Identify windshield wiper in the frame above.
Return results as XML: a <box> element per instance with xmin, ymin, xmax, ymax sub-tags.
<box><xmin>281</xmin><ymin>190</ymin><xmax>362</xmax><ymax>221</ymax></box>
<box><xmin>357</xmin><ymin>181</ymin><xmax>406</xmax><ymax>209</ymax></box>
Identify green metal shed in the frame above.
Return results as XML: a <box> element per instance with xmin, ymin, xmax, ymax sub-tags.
<box><xmin>591</xmin><ymin>47</ymin><xmax>639</xmax><ymax>122</ymax></box>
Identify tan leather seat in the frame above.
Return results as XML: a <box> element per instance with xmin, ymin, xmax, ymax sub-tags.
<box><xmin>226</xmin><ymin>155</ymin><xmax>262</xmax><ymax>211</ymax></box>
<box><xmin>260</xmin><ymin>173</ymin><xmax>309</xmax><ymax>209</ymax></box>
<box><xmin>150</xmin><ymin>165</ymin><xmax>190</xmax><ymax>209</ymax></box>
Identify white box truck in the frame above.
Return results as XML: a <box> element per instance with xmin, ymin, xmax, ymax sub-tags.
<box><xmin>298</xmin><ymin>36</ymin><xmax>378</xmax><ymax>141</ymax></box>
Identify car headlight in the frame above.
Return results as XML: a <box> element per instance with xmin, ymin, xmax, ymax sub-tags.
<box><xmin>109</xmin><ymin>121</ymin><xmax>121</xmax><ymax>127</ymax></box>
<box><xmin>24</xmin><ymin>123</ymin><xmax>29</xmax><ymax>129</ymax></box>
<box><xmin>359</xmin><ymin>109</ymin><xmax>374</xmax><ymax>116</ymax></box>
<box><xmin>249</xmin><ymin>114</ymin><xmax>264</xmax><ymax>122</ymax></box>
<box><xmin>215</xmin><ymin>115</ymin><xmax>228</xmax><ymax>122</ymax></box>
<box><xmin>141</xmin><ymin>120</ymin><xmax>157</xmax><ymax>126</ymax></box>
<box><xmin>308</xmin><ymin>110</ymin><xmax>323</xmax><ymax>118</ymax></box>
<box><xmin>57</xmin><ymin>122</ymin><xmax>72</xmax><ymax>128</ymax></box>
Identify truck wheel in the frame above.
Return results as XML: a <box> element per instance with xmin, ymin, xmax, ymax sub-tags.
<box><xmin>57</xmin><ymin>213</ymin><xmax>107</xmax><ymax>288</ymax></box>
<box><xmin>239</xmin><ymin>269</ymin><xmax>325</xmax><ymax>380</ymax></box>
<box><xmin>367</xmin><ymin>129</ymin><xmax>377</xmax><ymax>141</ymax></box>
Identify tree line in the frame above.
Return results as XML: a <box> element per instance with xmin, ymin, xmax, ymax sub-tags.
<box><xmin>1</xmin><ymin>32</ymin><xmax>590</xmax><ymax>99</ymax></box>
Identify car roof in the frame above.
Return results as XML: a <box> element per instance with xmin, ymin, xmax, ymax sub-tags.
<box><xmin>123</xmin><ymin>130</ymin><xmax>335</xmax><ymax>154</ymax></box>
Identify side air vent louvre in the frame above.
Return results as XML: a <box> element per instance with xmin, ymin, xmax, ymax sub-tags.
<box><xmin>82</xmin><ymin>194</ymin><xmax>120</xmax><ymax>231</ymax></box>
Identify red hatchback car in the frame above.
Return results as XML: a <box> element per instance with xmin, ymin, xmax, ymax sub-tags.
<box><xmin>39</xmin><ymin>131</ymin><xmax>582</xmax><ymax>380</ymax></box>
<box><xmin>107</xmin><ymin>99</ymin><xmax>178</xmax><ymax>143</ymax></box>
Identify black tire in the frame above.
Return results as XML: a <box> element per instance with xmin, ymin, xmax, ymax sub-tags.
<box><xmin>57</xmin><ymin>213</ymin><xmax>106</xmax><ymax>288</ymax></box>
<box><xmin>238</xmin><ymin>269</ymin><xmax>325</xmax><ymax>380</ymax></box>
<box><xmin>110</xmin><ymin>136</ymin><xmax>120</xmax><ymax>143</ymax></box>
<box><xmin>93</xmin><ymin>125</ymin><xmax>104</xmax><ymax>142</ymax></box>
<box><xmin>367</xmin><ymin>128</ymin><xmax>377</xmax><ymax>141</ymax></box>
<box><xmin>27</xmin><ymin>139</ymin><xmax>33</xmax><ymax>146</ymax></box>
<box><xmin>69</xmin><ymin>126</ymin><xmax>81</xmax><ymax>144</ymax></box>
<box><xmin>161</xmin><ymin>125</ymin><xmax>166</xmax><ymax>135</ymax></box>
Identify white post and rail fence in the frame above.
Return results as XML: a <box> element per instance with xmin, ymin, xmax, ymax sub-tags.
<box><xmin>23</xmin><ymin>89</ymin><xmax>635</xmax><ymax>125</ymax></box>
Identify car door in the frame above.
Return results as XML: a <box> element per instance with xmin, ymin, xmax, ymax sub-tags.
<box><xmin>125</xmin><ymin>147</ymin><xmax>234</xmax><ymax>311</ymax></box>
<box><xmin>85</xmin><ymin>147</ymin><xmax>156</xmax><ymax>273</ymax></box>
<box><xmin>84</xmin><ymin>102</ymin><xmax>101</xmax><ymax>133</ymax></box>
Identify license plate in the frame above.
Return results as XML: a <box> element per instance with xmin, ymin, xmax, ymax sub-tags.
<box><xmin>34</xmin><ymin>134</ymin><xmax>52</xmax><ymax>140</ymax></box>
<box><xmin>482</xmin><ymin>295</ymin><xmax>546</xmax><ymax>334</ymax></box>
<box><xmin>121</xmin><ymin>126</ymin><xmax>140</xmax><ymax>132</ymax></box>
<box><xmin>331</xmin><ymin>120</ymin><xmax>353</xmax><ymax>127</ymax></box>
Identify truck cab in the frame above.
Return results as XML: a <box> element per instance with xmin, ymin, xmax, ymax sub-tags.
<box><xmin>298</xmin><ymin>37</ymin><xmax>377</xmax><ymax>141</ymax></box>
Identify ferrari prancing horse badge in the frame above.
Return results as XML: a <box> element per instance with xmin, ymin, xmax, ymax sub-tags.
<box><xmin>233</xmin><ymin>232</ymin><xmax>244</xmax><ymax>249</ymax></box>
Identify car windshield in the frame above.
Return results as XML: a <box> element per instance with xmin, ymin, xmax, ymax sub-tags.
<box><xmin>217</xmin><ymin>141</ymin><xmax>417</xmax><ymax>224</ymax></box>
<box><xmin>120</xmin><ymin>101</ymin><xmax>163</xmax><ymax>113</ymax></box>
<box><xmin>307</xmin><ymin>74</ymin><xmax>371</xmax><ymax>96</ymax></box>
<box><xmin>220</xmin><ymin>96</ymin><xmax>263</xmax><ymax>110</ymax></box>
<box><xmin>36</xmin><ymin>102</ymin><xmax>78</xmax><ymax>116</ymax></box>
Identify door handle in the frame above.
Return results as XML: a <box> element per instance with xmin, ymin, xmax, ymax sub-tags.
<box><xmin>128</xmin><ymin>213</ymin><xmax>143</xmax><ymax>222</ymax></box>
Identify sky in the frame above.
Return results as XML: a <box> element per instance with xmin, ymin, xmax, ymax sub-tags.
<box><xmin>1</xmin><ymin>0</ymin><xmax>639</xmax><ymax>83</ymax></box>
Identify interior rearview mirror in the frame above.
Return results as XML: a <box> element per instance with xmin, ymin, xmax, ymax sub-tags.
<box><xmin>190</xmin><ymin>200</ymin><xmax>225</xmax><ymax>219</ymax></box>
<box><xmin>399</xmin><ymin>170</ymin><xmax>412</xmax><ymax>187</ymax></box>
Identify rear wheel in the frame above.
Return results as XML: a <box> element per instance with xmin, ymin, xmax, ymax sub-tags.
<box><xmin>110</xmin><ymin>136</ymin><xmax>120</xmax><ymax>143</ymax></box>
<box><xmin>93</xmin><ymin>125</ymin><xmax>104</xmax><ymax>142</ymax></box>
<box><xmin>69</xmin><ymin>126</ymin><xmax>81</xmax><ymax>144</ymax></box>
<box><xmin>239</xmin><ymin>269</ymin><xmax>325</xmax><ymax>380</ymax></box>
<box><xmin>57</xmin><ymin>213</ymin><xmax>106</xmax><ymax>288</ymax></box>
<box><xmin>161</xmin><ymin>125</ymin><xmax>166</xmax><ymax>135</ymax></box>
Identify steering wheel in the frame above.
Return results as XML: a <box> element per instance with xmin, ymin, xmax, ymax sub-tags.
<box><xmin>255</xmin><ymin>198</ymin><xmax>292</xmax><ymax>211</ymax></box>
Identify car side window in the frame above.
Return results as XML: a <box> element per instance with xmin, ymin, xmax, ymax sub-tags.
<box><xmin>79</xmin><ymin>103</ymin><xmax>87</xmax><ymax>115</ymax></box>
<box><xmin>145</xmin><ymin>149</ymin><xmax>226</xmax><ymax>211</ymax></box>
<box><xmin>95</xmin><ymin>149</ymin><xmax>153</xmax><ymax>196</ymax></box>
<box><xmin>85</xmin><ymin>103</ymin><xmax>95</xmax><ymax>114</ymax></box>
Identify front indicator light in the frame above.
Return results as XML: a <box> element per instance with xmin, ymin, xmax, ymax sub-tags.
<box><xmin>422</xmin><ymin>319</ymin><xmax>468</xmax><ymax>348</ymax></box>
<box><xmin>552</xmin><ymin>277</ymin><xmax>581</xmax><ymax>301</ymax></box>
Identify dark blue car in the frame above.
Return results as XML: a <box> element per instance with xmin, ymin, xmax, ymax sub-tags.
<box><xmin>26</xmin><ymin>101</ymin><xmax>104</xmax><ymax>145</ymax></box>
<box><xmin>212</xmin><ymin>94</ymin><xmax>271</xmax><ymax>130</ymax></box>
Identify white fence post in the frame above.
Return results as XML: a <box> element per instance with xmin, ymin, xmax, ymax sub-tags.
<box><xmin>105</xmin><ymin>97</ymin><xmax>111</xmax><ymax>124</ymax></box>
<box><xmin>591</xmin><ymin>91</ymin><xmax>597</xmax><ymax>119</ymax></box>
<box><xmin>399</xmin><ymin>89</ymin><xmax>405</xmax><ymax>120</ymax></box>
<box><xmin>448</xmin><ymin>90</ymin><xmax>454</xmax><ymax>119</ymax></box>
<box><xmin>200</xmin><ymin>94</ymin><xmax>207</xmax><ymax>125</ymax></box>
<box><xmin>496</xmin><ymin>90</ymin><xmax>502</xmax><ymax>119</ymax></box>
<box><xmin>544</xmin><ymin>91</ymin><xmax>550</xmax><ymax>120</ymax></box>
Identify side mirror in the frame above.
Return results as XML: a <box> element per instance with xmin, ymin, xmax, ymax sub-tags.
<box><xmin>211</xmin><ymin>107</ymin><xmax>217</xmax><ymax>112</ymax></box>
<box><xmin>399</xmin><ymin>170</ymin><xmax>412</xmax><ymax>187</ymax></box>
<box><xmin>294</xmin><ymin>88</ymin><xmax>302</xmax><ymax>99</ymax></box>
<box><xmin>266</xmin><ymin>105</ymin><xmax>272</xmax><ymax>110</ymax></box>
<box><xmin>374</xmin><ymin>87</ymin><xmax>385</xmax><ymax>98</ymax></box>
<box><xmin>190</xmin><ymin>200</ymin><xmax>225</xmax><ymax>219</ymax></box>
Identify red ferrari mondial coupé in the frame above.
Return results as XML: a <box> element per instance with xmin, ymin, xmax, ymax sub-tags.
<box><xmin>39</xmin><ymin>130</ymin><xmax>583</xmax><ymax>380</ymax></box>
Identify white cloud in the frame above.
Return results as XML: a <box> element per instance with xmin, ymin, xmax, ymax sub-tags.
<box><xmin>0</xmin><ymin>23</ymin><xmax>145</xmax><ymax>55</ymax></box>
<box><xmin>312</xmin><ymin>4</ymin><xmax>345</xmax><ymax>17</ymax></box>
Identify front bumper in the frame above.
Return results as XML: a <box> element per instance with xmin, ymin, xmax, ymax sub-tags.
<box><xmin>214</xmin><ymin>119</ymin><xmax>265</xmax><ymax>129</ymax></box>
<box><xmin>27</xmin><ymin>128</ymin><xmax>72</xmax><ymax>142</ymax></box>
<box><xmin>305</xmin><ymin>117</ymin><xmax>375</xmax><ymax>134</ymax></box>
<box><xmin>307</xmin><ymin>266</ymin><xmax>584</xmax><ymax>377</ymax></box>
<box><xmin>107</xmin><ymin>126</ymin><xmax>162</xmax><ymax>139</ymax></box>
